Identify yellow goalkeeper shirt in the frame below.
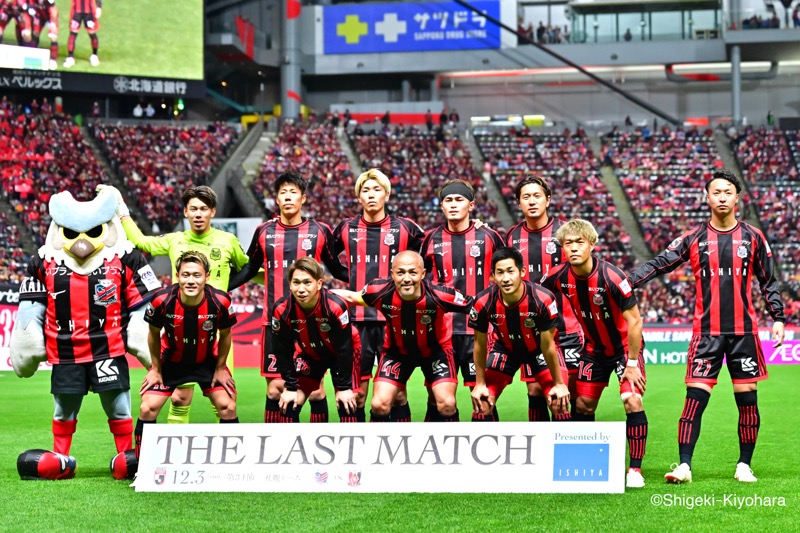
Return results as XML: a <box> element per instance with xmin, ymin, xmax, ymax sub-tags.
<box><xmin>122</xmin><ymin>217</ymin><xmax>249</xmax><ymax>290</ymax></box>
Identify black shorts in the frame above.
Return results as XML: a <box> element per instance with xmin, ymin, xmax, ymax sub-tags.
<box><xmin>576</xmin><ymin>345</ymin><xmax>645</xmax><ymax>400</ymax></box>
<box><xmin>452</xmin><ymin>334</ymin><xmax>476</xmax><ymax>386</ymax></box>
<box><xmin>686</xmin><ymin>334</ymin><xmax>767</xmax><ymax>387</ymax></box>
<box><xmin>69</xmin><ymin>13</ymin><xmax>99</xmax><ymax>32</ymax></box>
<box><xmin>51</xmin><ymin>357</ymin><xmax>130</xmax><ymax>395</ymax></box>
<box><xmin>143</xmin><ymin>379</ymin><xmax>226</xmax><ymax>397</ymax></box>
<box><xmin>261</xmin><ymin>326</ymin><xmax>281</xmax><ymax>379</ymax></box>
<box><xmin>356</xmin><ymin>322</ymin><xmax>385</xmax><ymax>380</ymax></box>
<box><xmin>519</xmin><ymin>332</ymin><xmax>581</xmax><ymax>380</ymax></box>
<box><xmin>375</xmin><ymin>347</ymin><xmax>457</xmax><ymax>387</ymax></box>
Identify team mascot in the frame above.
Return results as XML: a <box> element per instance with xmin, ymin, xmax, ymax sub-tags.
<box><xmin>10</xmin><ymin>187</ymin><xmax>159</xmax><ymax>480</ymax></box>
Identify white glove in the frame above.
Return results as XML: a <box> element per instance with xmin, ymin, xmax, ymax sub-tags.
<box><xmin>96</xmin><ymin>184</ymin><xmax>130</xmax><ymax>218</ymax></box>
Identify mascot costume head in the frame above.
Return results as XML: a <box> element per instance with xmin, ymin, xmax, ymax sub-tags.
<box><xmin>11</xmin><ymin>187</ymin><xmax>155</xmax><ymax>480</ymax></box>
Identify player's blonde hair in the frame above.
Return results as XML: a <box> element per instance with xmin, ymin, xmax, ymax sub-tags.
<box><xmin>175</xmin><ymin>250</ymin><xmax>210</xmax><ymax>274</ymax></box>
<box><xmin>355</xmin><ymin>168</ymin><xmax>391</xmax><ymax>197</ymax></box>
<box><xmin>556</xmin><ymin>219</ymin><xmax>598</xmax><ymax>245</ymax></box>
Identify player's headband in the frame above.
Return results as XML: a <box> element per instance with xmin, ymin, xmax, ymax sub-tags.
<box><xmin>439</xmin><ymin>182</ymin><xmax>474</xmax><ymax>201</ymax></box>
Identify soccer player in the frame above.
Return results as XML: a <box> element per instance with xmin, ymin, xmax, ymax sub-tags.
<box><xmin>333</xmin><ymin>169</ymin><xmax>424</xmax><ymax>422</ymax></box>
<box><xmin>506</xmin><ymin>176</ymin><xmax>584</xmax><ymax>420</ymax></box>
<box><xmin>470</xmin><ymin>247</ymin><xmax>570</xmax><ymax>420</ymax></box>
<box><xmin>629</xmin><ymin>169</ymin><xmax>785</xmax><ymax>484</ymax></box>
<box><xmin>335</xmin><ymin>250</ymin><xmax>472</xmax><ymax>422</ymax></box>
<box><xmin>64</xmin><ymin>0</ymin><xmax>101</xmax><ymax>67</ymax></box>
<box><xmin>0</xmin><ymin>1</ymin><xmax>31</xmax><ymax>46</ymax></box>
<box><xmin>543</xmin><ymin>219</ymin><xmax>648</xmax><ymax>489</ymax></box>
<box><xmin>420</xmin><ymin>179</ymin><xmax>503</xmax><ymax>421</ymax></box>
<box><xmin>274</xmin><ymin>257</ymin><xmax>360</xmax><ymax>422</ymax></box>
<box><xmin>24</xmin><ymin>0</ymin><xmax>58</xmax><ymax>70</ymax></box>
<box><xmin>105</xmin><ymin>184</ymin><xmax>250</xmax><ymax>424</ymax></box>
<box><xmin>135</xmin><ymin>251</ymin><xmax>238</xmax><ymax>457</ymax></box>
<box><xmin>229</xmin><ymin>170</ymin><xmax>348</xmax><ymax>423</ymax></box>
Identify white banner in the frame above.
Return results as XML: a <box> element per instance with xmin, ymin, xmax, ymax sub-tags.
<box><xmin>134</xmin><ymin>422</ymin><xmax>626</xmax><ymax>493</ymax></box>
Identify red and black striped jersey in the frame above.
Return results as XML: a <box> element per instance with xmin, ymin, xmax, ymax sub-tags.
<box><xmin>233</xmin><ymin>218</ymin><xmax>347</xmax><ymax>325</ymax></box>
<box><xmin>360</xmin><ymin>278</ymin><xmax>471</xmax><ymax>357</ymax></box>
<box><xmin>272</xmin><ymin>288</ymin><xmax>356</xmax><ymax>391</ymax></box>
<box><xmin>144</xmin><ymin>284</ymin><xmax>236</xmax><ymax>367</ymax></box>
<box><xmin>543</xmin><ymin>259</ymin><xmax>638</xmax><ymax>358</ymax></box>
<box><xmin>506</xmin><ymin>217</ymin><xmax>582</xmax><ymax>337</ymax></box>
<box><xmin>18</xmin><ymin>251</ymin><xmax>156</xmax><ymax>365</ymax></box>
<box><xmin>70</xmin><ymin>0</ymin><xmax>99</xmax><ymax>16</ymax></box>
<box><xmin>333</xmin><ymin>214</ymin><xmax>424</xmax><ymax>322</ymax></box>
<box><xmin>630</xmin><ymin>221</ymin><xmax>784</xmax><ymax>335</ymax></box>
<box><xmin>468</xmin><ymin>280</ymin><xmax>560</xmax><ymax>355</ymax></box>
<box><xmin>421</xmin><ymin>222</ymin><xmax>503</xmax><ymax>335</ymax></box>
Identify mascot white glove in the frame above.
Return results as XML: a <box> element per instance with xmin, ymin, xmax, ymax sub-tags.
<box><xmin>126</xmin><ymin>306</ymin><xmax>152</xmax><ymax>368</ymax></box>
<box><xmin>95</xmin><ymin>184</ymin><xmax>130</xmax><ymax>218</ymax></box>
<box><xmin>10</xmin><ymin>301</ymin><xmax>47</xmax><ymax>378</ymax></box>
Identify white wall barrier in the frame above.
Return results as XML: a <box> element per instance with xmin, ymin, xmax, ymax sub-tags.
<box><xmin>134</xmin><ymin>422</ymin><xmax>626</xmax><ymax>493</ymax></box>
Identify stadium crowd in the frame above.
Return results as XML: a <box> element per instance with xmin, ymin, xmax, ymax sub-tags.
<box><xmin>91</xmin><ymin>122</ymin><xmax>239</xmax><ymax>232</ymax></box>
<box><xmin>0</xmin><ymin>98</ymin><xmax>107</xmax><ymax>247</ymax></box>
<box><xmin>475</xmin><ymin>127</ymin><xmax>633</xmax><ymax>269</ymax></box>
<box><xmin>349</xmin><ymin>124</ymin><xmax>499</xmax><ymax>230</ymax></box>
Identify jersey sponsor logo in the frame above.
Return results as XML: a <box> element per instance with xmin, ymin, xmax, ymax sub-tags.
<box><xmin>592</xmin><ymin>293</ymin><xmax>604</xmax><ymax>305</ymax></box>
<box><xmin>545</xmin><ymin>241</ymin><xmax>557</xmax><ymax>255</ymax></box>
<box><xmin>338</xmin><ymin>310</ymin><xmax>349</xmax><ymax>326</ymax></box>
<box><xmin>737</xmin><ymin>245</ymin><xmax>748</xmax><ymax>259</ymax></box>
<box><xmin>301</xmin><ymin>238</ymin><xmax>313</xmax><ymax>251</ymax></box>
<box><xmin>618</xmin><ymin>279</ymin><xmax>632</xmax><ymax>297</ymax></box>
<box><xmin>547</xmin><ymin>301</ymin><xmax>558</xmax><ymax>318</ymax></box>
<box><xmin>138</xmin><ymin>265</ymin><xmax>161</xmax><ymax>291</ymax></box>
<box><xmin>668</xmin><ymin>237</ymin><xmax>682</xmax><ymax>250</ymax></box>
<box><xmin>469</xmin><ymin>245</ymin><xmax>481</xmax><ymax>258</ymax></box>
<box><xmin>210</xmin><ymin>248</ymin><xmax>222</xmax><ymax>261</ymax></box>
<box><xmin>49</xmin><ymin>289</ymin><xmax>66</xmax><ymax>300</ymax></box>
<box><xmin>383</xmin><ymin>233</ymin><xmax>395</xmax><ymax>246</ymax></box>
<box><xmin>524</xmin><ymin>317</ymin><xmax>536</xmax><ymax>328</ymax></box>
<box><xmin>420</xmin><ymin>315</ymin><xmax>432</xmax><ymax>325</ymax></box>
<box><xmin>271</xmin><ymin>316</ymin><xmax>280</xmax><ymax>332</ymax></box>
<box><xmin>741</xmin><ymin>357</ymin><xmax>756</xmax><ymax>374</ymax></box>
<box><xmin>19</xmin><ymin>277</ymin><xmax>46</xmax><ymax>295</ymax></box>
<box><xmin>94</xmin><ymin>280</ymin><xmax>118</xmax><ymax>307</ymax></box>
<box><xmin>95</xmin><ymin>359</ymin><xmax>119</xmax><ymax>383</ymax></box>
<box><xmin>453</xmin><ymin>291</ymin><xmax>466</xmax><ymax>304</ymax></box>
<box><xmin>319</xmin><ymin>322</ymin><xmax>332</xmax><ymax>332</ymax></box>
<box><xmin>202</xmin><ymin>319</ymin><xmax>214</xmax><ymax>331</ymax></box>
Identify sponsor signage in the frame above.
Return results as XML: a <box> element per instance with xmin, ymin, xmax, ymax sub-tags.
<box><xmin>642</xmin><ymin>327</ymin><xmax>797</xmax><ymax>365</ymax></box>
<box><xmin>134</xmin><ymin>422</ymin><xmax>626</xmax><ymax>493</ymax></box>
<box><xmin>323</xmin><ymin>1</ymin><xmax>501</xmax><ymax>55</ymax></box>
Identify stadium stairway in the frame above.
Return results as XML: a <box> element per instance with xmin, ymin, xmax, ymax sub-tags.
<box><xmin>0</xmin><ymin>198</ymin><xmax>37</xmax><ymax>252</ymax></box>
<box><xmin>593</xmin><ymin>133</ymin><xmax>652</xmax><ymax>262</ymax></box>
<box><xmin>82</xmin><ymin>124</ymin><xmax>146</xmax><ymax>223</ymax></box>
<box><xmin>463</xmin><ymin>129</ymin><xmax>514</xmax><ymax>229</ymax></box>
<box><xmin>227</xmin><ymin>124</ymin><xmax>275</xmax><ymax>218</ymax></box>
<box><xmin>712</xmin><ymin>129</ymin><xmax>763</xmax><ymax>230</ymax></box>
<box><xmin>337</xmin><ymin>126</ymin><xmax>364</xmax><ymax>175</ymax></box>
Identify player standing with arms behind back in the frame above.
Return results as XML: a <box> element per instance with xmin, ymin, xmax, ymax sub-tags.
<box><xmin>64</xmin><ymin>0</ymin><xmax>101</xmax><ymax>67</ymax></box>
<box><xmin>333</xmin><ymin>169</ymin><xmax>424</xmax><ymax>422</ymax></box>
<box><xmin>630</xmin><ymin>169</ymin><xmax>784</xmax><ymax>484</ymax></box>
<box><xmin>506</xmin><ymin>176</ymin><xmax>584</xmax><ymax>420</ymax></box>
<box><xmin>421</xmin><ymin>179</ymin><xmax>503</xmax><ymax>421</ymax></box>
<box><xmin>229</xmin><ymin>171</ymin><xmax>348</xmax><ymax>423</ymax></box>
<box><xmin>543</xmin><ymin>219</ymin><xmax>649</xmax><ymax>489</ymax></box>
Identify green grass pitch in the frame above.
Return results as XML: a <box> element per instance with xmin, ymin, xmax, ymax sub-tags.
<box><xmin>1</xmin><ymin>365</ymin><xmax>797</xmax><ymax>531</ymax></box>
<box><xmin>9</xmin><ymin>0</ymin><xmax>204</xmax><ymax>79</ymax></box>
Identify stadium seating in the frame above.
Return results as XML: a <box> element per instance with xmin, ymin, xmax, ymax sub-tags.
<box><xmin>254</xmin><ymin>121</ymin><xmax>357</xmax><ymax>227</ymax></box>
<box><xmin>473</xmin><ymin>127</ymin><xmax>634</xmax><ymax>269</ymax></box>
<box><xmin>0</xmin><ymin>213</ymin><xmax>27</xmax><ymax>283</ymax></box>
<box><xmin>0</xmin><ymin>104</ymin><xmax>107</xmax><ymax>247</ymax></box>
<box><xmin>91</xmin><ymin>122</ymin><xmax>239</xmax><ymax>232</ymax></box>
<box><xmin>349</xmin><ymin>125</ymin><xmax>499</xmax><ymax>231</ymax></box>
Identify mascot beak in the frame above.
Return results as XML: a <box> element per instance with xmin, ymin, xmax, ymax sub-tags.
<box><xmin>69</xmin><ymin>238</ymin><xmax>97</xmax><ymax>260</ymax></box>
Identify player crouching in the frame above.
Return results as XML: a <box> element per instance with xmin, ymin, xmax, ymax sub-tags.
<box><xmin>134</xmin><ymin>251</ymin><xmax>239</xmax><ymax>463</ymax></box>
<box><xmin>275</xmin><ymin>258</ymin><xmax>360</xmax><ymax>422</ymax></box>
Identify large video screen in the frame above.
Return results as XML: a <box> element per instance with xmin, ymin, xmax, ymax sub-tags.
<box><xmin>0</xmin><ymin>0</ymin><xmax>204</xmax><ymax>95</ymax></box>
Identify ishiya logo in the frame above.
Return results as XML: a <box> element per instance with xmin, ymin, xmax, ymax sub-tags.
<box><xmin>553</xmin><ymin>444</ymin><xmax>609</xmax><ymax>482</ymax></box>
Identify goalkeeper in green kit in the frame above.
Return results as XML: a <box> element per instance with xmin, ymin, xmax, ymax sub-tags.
<box><xmin>99</xmin><ymin>184</ymin><xmax>256</xmax><ymax>423</ymax></box>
